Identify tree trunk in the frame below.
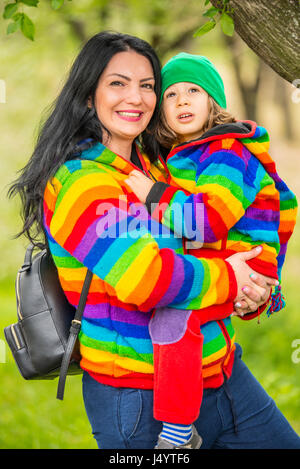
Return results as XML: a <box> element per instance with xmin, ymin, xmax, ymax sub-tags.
<box><xmin>210</xmin><ymin>0</ymin><xmax>300</xmax><ymax>83</ymax></box>
<box><xmin>223</xmin><ymin>34</ymin><xmax>263</xmax><ymax>121</ymax></box>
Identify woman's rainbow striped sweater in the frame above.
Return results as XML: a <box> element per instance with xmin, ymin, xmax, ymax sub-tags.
<box><xmin>43</xmin><ymin>142</ymin><xmax>238</xmax><ymax>389</ymax></box>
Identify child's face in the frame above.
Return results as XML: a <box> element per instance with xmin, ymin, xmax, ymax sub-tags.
<box><xmin>162</xmin><ymin>82</ymin><xmax>209</xmax><ymax>143</ymax></box>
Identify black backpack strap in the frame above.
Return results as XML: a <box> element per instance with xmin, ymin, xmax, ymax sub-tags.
<box><xmin>56</xmin><ymin>268</ymin><xmax>93</xmax><ymax>400</ymax></box>
<box><xmin>19</xmin><ymin>244</ymin><xmax>35</xmax><ymax>272</ymax></box>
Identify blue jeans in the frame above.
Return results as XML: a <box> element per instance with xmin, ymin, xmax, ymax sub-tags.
<box><xmin>82</xmin><ymin>344</ymin><xmax>300</xmax><ymax>449</ymax></box>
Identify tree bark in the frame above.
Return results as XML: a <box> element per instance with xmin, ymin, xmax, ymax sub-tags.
<box><xmin>210</xmin><ymin>0</ymin><xmax>300</xmax><ymax>83</ymax></box>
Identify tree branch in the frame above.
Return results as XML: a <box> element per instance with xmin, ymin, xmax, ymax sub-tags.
<box><xmin>210</xmin><ymin>0</ymin><xmax>300</xmax><ymax>83</ymax></box>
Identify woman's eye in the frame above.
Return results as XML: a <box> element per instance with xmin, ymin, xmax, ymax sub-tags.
<box><xmin>110</xmin><ymin>81</ymin><xmax>124</xmax><ymax>86</ymax></box>
<box><xmin>166</xmin><ymin>92</ymin><xmax>175</xmax><ymax>98</ymax></box>
<box><xmin>142</xmin><ymin>83</ymin><xmax>154</xmax><ymax>90</ymax></box>
<box><xmin>189</xmin><ymin>88</ymin><xmax>199</xmax><ymax>93</ymax></box>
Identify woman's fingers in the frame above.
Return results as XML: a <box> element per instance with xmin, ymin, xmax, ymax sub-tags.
<box><xmin>234</xmin><ymin>297</ymin><xmax>258</xmax><ymax>315</ymax></box>
<box><xmin>127</xmin><ymin>169</ymin><xmax>147</xmax><ymax>181</ymax></box>
<box><xmin>249</xmin><ymin>272</ymin><xmax>279</xmax><ymax>289</ymax></box>
<box><xmin>239</xmin><ymin>245</ymin><xmax>263</xmax><ymax>260</ymax></box>
<box><xmin>237</xmin><ymin>245</ymin><xmax>279</xmax><ymax>289</ymax></box>
<box><xmin>129</xmin><ymin>169</ymin><xmax>142</xmax><ymax>177</ymax></box>
<box><xmin>227</xmin><ymin>246</ymin><xmax>276</xmax><ymax>313</ymax></box>
<box><xmin>233</xmin><ymin>299</ymin><xmax>248</xmax><ymax>316</ymax></box>
<box><xmin>242</xmin><ymin>284</ymin><xmax>271</xmax><ymax>304</ymax></box>
<box><xmin>242</xmin><ymin>283</ymin><xmax>266</xmax><ymax>302</ymax></box>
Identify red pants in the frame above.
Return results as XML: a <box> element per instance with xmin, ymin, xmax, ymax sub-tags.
<box><xmin>150</xmin><ymin>308</ymin><xmax>204</xmax><ymax>424</ymax></box>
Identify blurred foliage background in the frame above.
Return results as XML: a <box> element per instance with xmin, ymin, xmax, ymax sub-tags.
<box><xmin>0</xmin><ymin>0</ymin><xmax>299</xmax><ymax>449</ymax></box>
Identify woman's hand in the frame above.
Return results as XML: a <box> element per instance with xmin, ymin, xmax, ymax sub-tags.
<box><xmin>125</xmin><ymin>169</ymin><xmax>155</xmax><ymax>203</ymax></box>
<box><xmin>226</xmin><ymin>246</ymin><xmax>278</xmax><ymax>316</ymax></box>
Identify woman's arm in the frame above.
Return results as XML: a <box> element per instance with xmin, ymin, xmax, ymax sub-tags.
<box><xmin>44</xmin><ymin>163</ymin><xmax>269</xmax><ymax>314</ymax></box>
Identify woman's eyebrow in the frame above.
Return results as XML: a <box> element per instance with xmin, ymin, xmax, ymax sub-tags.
<box><xmin>106</xmin><ymin>73</ymin><xmax>130</xmax><ymax>81</ymax></box>
<box><xmin>140</xmin><ymin>77</ymin><xmax>155</xmax><ymax>82</ymax></box>
<box><xmin>106</xmin><ymin>73</ymin><xmax>154</xmax><ymax>82</ymax></box>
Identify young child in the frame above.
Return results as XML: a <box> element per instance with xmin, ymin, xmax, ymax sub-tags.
<box><xmin>125</xmin><ymin>52</ymin><xmax>298</xmax><ymax>449</ymax></box>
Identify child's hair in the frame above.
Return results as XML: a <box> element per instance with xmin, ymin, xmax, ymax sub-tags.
<box><xmin>156</xmin><ymin>95</ymin><xmax>237</xmax><ymax>148</ymax></box>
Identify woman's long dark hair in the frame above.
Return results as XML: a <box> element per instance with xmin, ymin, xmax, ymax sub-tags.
<box><xmin>8</xmin><ymin>31</ymin><xmax>162</xmax><ymax>247</ymax></box>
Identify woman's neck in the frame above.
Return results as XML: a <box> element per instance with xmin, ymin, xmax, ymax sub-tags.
<box><xmin>103</xmin><ymin>135</ymin><xmax>133</xmax><ymax>161</ymax></box>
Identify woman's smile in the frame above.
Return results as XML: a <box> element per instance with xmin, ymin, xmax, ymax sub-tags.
<box><xmin>116</xmin><ymin>109</ymin><xmax>144</xmax><ymax>121</ymax></box>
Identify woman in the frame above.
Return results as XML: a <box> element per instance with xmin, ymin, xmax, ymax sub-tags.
<box><xmin>9</xmin><ymin>32</ymin><xmax>295</xmax><ymax>449</ymax></box>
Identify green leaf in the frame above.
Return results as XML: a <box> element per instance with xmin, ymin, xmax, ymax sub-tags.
<box><xmin>21</xmin><ymin>13</ymin><xmax>35</xmax><ymax>40</ymax></box>
<box><xmin>204</xmin><ymin>0</ymin><xmax>210</xmax><ymax>5</ymax></box>
<box><xmin>220</xmin><ymin>12</ymin><xmax>234</xmax><ymax>36</ymax></box>
<box><xmin>203</xmin><ymin>7</ymin><xmax>219</xmax><ymax>18</ymax></box>
<box><xmin>194</xmin><ymin>19</ymin><xmax>216</xmax><ymax>37</ymax></box>
<box><xmin>51</xmin><ymin>0</ymin><xmax>64</xmax><ymax>9</ymax></box>
<box><xmin>7</xmin><ymin>20</ymin><xmax>21</xmax><ymax>35</ymax></box>
<box><xmin>18</xmin><ymin>0</ymin><xmax>39</xmax><ymax>6</ymax></box>
<box><xmin>12</xmin><ymin>12</ymin><xmax>23</xmax><ymax>21</ymax></box>
<box><xmin>3</xmin><ymin>3</ymin><xmax>18</xmax><ymax>19</ymax></box>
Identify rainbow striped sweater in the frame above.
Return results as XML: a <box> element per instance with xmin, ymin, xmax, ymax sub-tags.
<box><xmin>146</xmin><ymin>121</ymin><xmax>298</xmax><ymax>317</ymax></box>
<box><xmin>43</xmin><ymin>142</ymin><xmax>238</xmax><ymax>389</ymax></box>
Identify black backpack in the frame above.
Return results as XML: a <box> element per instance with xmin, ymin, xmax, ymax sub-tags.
<box><xmin>4</xmin><ymin>244</ymin><xmax>93</xmax><ymax>400</ymax></box>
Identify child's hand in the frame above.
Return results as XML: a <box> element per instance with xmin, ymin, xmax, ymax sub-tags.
<box><xmin>125</xmin><ymin>169</ymin><xmax>155</xmax><ymax>203</ymax></box>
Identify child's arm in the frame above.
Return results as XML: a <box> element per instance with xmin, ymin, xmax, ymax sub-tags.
<box><xmin>126</xmin><ymin>144</ymin><xmax>274</xmax><ymax>244</ymax></box>
<box><xmin>126</xmin><ymin>143</ymin><xmax>281</xmax><ymax>319</ymax></box>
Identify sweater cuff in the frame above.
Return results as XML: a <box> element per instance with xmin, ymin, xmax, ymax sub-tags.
<box><xmin>224</xmin><ymin>260</ymin><xmax>238</xmax><ymax>302</ymax></box>
<box><xmin>145</xmin><ymin>182</ymin><xmax>177</xmax><ymax>220</ymax></box>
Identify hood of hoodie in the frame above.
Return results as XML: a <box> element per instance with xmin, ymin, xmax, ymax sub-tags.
<box><xmin>168</xmin><ymin>120</ymin><xmax>271</xmax><ymax>169</ymax></box>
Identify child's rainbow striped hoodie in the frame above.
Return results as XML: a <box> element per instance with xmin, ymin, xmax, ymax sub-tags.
<box><xmin>146</xmin><ymin>121</ymin><xmax>298</xmax><ymax>317</ymax></box>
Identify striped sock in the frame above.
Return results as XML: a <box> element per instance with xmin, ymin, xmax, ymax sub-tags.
<box><xmin>160</xmin><ymin>423</ymin><xmax>193</xmax><ymax>446</ymax></box>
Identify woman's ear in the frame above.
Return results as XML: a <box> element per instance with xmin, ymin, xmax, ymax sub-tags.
<box><xmin>87</xmin><ymin>97</ymin><xmax>93</xmax><ymax>109</ymax></box>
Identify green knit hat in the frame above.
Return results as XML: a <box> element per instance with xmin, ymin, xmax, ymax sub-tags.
<box><xmin>160</xmin><ymin>52</ymin><xmax>226</xmax><ymax>108</ymax></box>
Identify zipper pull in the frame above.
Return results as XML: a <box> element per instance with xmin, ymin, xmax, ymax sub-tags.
<box><xmin>148</xmin><ymin>169</ymin><xmax>157</xmax><ymax>182</ymax></box>
<box><xmin>141</xmin><ymin>168</ymin><xmax>157</xmax><ymax>183</ymax></box>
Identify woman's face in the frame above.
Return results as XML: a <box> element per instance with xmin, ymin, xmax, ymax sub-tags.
<box><xmin>94</xmin><ymin>50</ymin><xmax>157</xmax><ymax>154</ymax></box>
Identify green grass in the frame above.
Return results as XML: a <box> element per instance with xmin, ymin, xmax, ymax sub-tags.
<box><xmin>0</xmin><ymin>284</ymin><xmax>97</xmax><ymax>449</ymax></box>
<box><xmin>233</xmin><ymin>232</ymin><xmax>300</xmax><ymax>436</ymax></box>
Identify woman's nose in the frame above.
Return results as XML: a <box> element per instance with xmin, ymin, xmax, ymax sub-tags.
<box><xmin>125</xmin><ymin>85</ymin><xmax>142</xmax><ymax>105</ymax></box>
